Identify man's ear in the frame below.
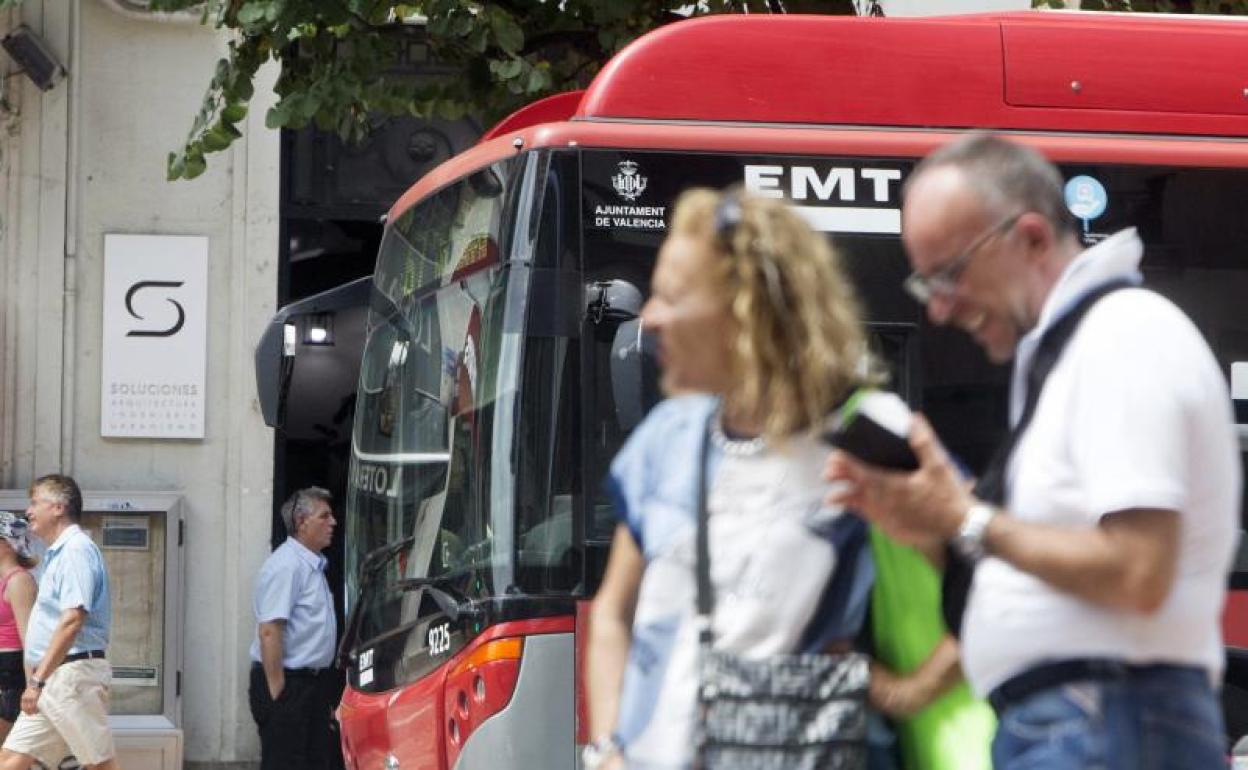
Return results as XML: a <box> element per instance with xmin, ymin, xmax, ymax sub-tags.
<box><xmin>1015</xmin><ymin>212</ymin><xmax>1055</xmax><ymax>263</ymax></box>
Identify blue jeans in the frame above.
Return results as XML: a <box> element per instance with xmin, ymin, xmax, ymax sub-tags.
<box><xmin>991</xmin><ymin>664</ymin><xmax>1226</xmax><ymax>770</ymax></box>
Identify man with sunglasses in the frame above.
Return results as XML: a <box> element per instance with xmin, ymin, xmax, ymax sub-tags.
<box><xmin>826</xmin><ymin>133</ymin><xmax>1238</xmax><ymax>768</ymax></box>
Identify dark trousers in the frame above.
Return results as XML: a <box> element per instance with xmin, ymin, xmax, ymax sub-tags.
<box><xmin>248</xmin><ymin>664</ymin><xmax>343</xmax><ymax>770</ymax></box>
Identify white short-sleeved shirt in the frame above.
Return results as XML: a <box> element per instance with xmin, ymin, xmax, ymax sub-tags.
<box><xmin>961</xmin><ymin>229</ymin><xmax>1241</xmax><ymax>696</ymax></box>
<box><xmin>607</xmin><ymin>395</ymin><xmax>871</xmax><ymax>770</ymax></box>
<box><xmin>249</xmin><ymin>537</ymin><xmax>337</xmax><ymax>669</ymax></box>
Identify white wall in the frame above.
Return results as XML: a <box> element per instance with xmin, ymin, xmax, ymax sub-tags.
<box><xmin>1</xmin><ymin>1</ymin><xmax>279</xmax><ymax>765</ymax></box>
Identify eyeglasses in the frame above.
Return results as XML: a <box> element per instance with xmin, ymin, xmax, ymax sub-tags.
<box><xmin>903</xmin><ymin>212</ymin><xmax>1022</xmax><ymax>304</ymax></box>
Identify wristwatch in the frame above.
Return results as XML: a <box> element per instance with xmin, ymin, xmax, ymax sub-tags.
<box><xmin>29</xmin><ymin>677</ymin><xmax>46</xmax><ymax>690</ymax></box>
<box><xmin>581</xmin><ymin>734</ymin><xmax>621</xmax><ymax>769</ymax></box>
<box><xmin>951</xmin><ymin>501</ymin><xmax>996</xmax><ymax>562</ymax></box>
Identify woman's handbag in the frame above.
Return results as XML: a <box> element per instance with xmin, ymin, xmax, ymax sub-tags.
<box><xmin>694</xmin><ymin>419</ymin><xmax>869</xmax><ymax>770</ymax></box>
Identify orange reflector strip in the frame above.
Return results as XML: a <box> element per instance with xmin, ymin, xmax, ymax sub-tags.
<box><xmin>450</xmin><ymin>637</ymin><xmax>523</xmax><ymax>678</ymax></box>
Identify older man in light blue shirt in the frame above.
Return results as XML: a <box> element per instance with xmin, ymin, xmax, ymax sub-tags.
<box><xmin>248</xmin><ymin>487</ymin><xmax>339</xmax><ymax>770</ymax></box>
<box><xmin>0</xmin><ymin>474</ymin><xmax>117</xmax><ymax>770</ymax></box>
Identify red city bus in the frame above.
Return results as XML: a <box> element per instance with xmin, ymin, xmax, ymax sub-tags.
<box><xmin>258</xmin><ymin>10</ymin><xmax>1248</xmax><ymax>769</ymax></box>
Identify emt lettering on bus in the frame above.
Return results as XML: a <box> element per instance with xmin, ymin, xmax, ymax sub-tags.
<box><xmin>744</xmin><ymin>164</ymin><xmax>902</xmax><ymax>203</ymax></box>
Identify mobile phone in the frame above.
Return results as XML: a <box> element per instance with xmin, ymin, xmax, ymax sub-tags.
<box><xmin>823</xmin><ymin>389</ymin><xmax>919</xmax><ymax>471</ymax></box>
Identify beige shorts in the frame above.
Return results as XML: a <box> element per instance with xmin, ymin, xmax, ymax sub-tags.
<box><xmin>3</xmin><ymin>659</ymin><xmax>115</xmax><ymax>767</ymax></box>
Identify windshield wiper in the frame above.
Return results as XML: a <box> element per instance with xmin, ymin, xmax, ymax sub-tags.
<box><xmin>393</xmin><ymin>575</ymin><xmax>483</xmax><ymax>623</ymax></box>
<box><xmin>357</xmin><ymin>536</ymin><xmax>416</xmax><ymax>579</ymax></box>
<box><xmin>339</xmin><ymin>567</ymin><xmax>481</xmax><ymax>667</ymax></box>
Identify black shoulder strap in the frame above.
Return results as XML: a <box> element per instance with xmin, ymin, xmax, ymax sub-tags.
<box><xmin>973</xmin><ymin>278</ymin><xmax>1135</xmax><ymax>505</ymax></box>
<box><xmin>695</xmin><ymin>412</ymin><xmax>715</xmax><ymax>645</ymax></box>
<box><xmin>942</xmin><ymin>278</ymin><xmax>1134</xmax><ymax>638</ymax></box>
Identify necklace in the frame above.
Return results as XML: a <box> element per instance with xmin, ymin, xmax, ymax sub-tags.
<box><xmin>710</xmin><ymin>409</ymin><xmax>766</xmax><ymax>457</ymax></box>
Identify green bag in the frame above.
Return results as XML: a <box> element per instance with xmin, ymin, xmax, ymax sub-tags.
<box><xmin>869</xmin><ymin>528</ymin><xmax>995</xmax><ymax>770</ymax></box>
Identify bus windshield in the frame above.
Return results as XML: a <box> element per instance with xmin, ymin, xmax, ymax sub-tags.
<box><xmin>345</xmin><ymin>160</ymin><xmax>523</xmax><ymax>656</ymax></box>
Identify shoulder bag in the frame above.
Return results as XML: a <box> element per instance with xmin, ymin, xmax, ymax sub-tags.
<box><xmin>695</xmin><ymin>418</ymin><xmax>869</xmax><ymax>770</ymax></box>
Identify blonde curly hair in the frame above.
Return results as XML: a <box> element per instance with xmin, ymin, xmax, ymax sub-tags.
<box><xmin>668</xmin><ymin>188</ymin><xmax>870</xmax><ymax>440</ymax></box>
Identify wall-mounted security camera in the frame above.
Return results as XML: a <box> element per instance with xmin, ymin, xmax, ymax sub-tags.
<box><xmin>2</xmin><ymin>25</ymin><xmax>66</xmax><ymax>92</ymax></box>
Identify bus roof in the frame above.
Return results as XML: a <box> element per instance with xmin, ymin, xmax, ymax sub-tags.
<box><xmin>576</xmin><ymin>12</ymin><xmax>1248</xmax><ymax>135</ymax></box>
<box><xmin>395</xmin><ymin>11</ymin><xmax>1248</xmax><ymax>219</ymax></box>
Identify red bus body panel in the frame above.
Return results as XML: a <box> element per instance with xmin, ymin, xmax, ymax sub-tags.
<box><xmin>479</xmin><ymin>90</ymin><xmax>585</xmax><ymax>143</ymax></box>
<box><xmin>339</xmin><ymin>617</ymin><xmax>575</xmax><ymax>769</ymax></box>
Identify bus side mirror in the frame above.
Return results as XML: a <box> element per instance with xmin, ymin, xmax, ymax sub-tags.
<box><xmin>586</xmin><ymin>279</ymin><xmax>642</xmax><ymax>326</ymax></box>
<box><xmin>255</xmin><ymin>319</ymin><xmax>295</xmax><ymax>428</ymax></box>
<box><xmin>254</xmin><ymin>277</ymin><xmax>373</xmax><ymax>429</ymax></box>
<box><xmin>610</xmin><ymin>317</ymin><xmax>659</xmax><ymax>434</ymax></box>
<box><xmin>585</xmin><ymin>280</ymin><xmax>657</xmax><ymax>434</ymax></box>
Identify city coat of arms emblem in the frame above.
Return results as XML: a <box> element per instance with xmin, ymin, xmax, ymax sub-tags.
<box><xmin>612</xmin><ymin>160</ymin><xmax>648</xmax><ymax>202</ymax></box>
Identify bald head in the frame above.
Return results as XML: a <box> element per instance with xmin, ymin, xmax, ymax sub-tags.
<box><xmin>902</xmin><ymin>165</ymin><xmax>995</xmax><ymax>279</ymax></box>
<box><xmin>903</xmin><ymin>133</ymin><xmax>1078</xmax><ymax>240</ymax></box>
<box><xmin>900</xmin><ymin>136</ymin><xmax>1083</xmax><ymax>363</ymax></box>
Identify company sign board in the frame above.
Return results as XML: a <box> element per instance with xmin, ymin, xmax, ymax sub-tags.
<box><xmin>101</xmin><ymin>234</ymin><xmax>208</xmax><ymax>439</ymax></box>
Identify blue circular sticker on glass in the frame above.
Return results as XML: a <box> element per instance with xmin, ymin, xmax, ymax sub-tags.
<box><xmin>1065</xmin><ymin>175</ymin><xmax>1107</xmax><ymax>222</ymax></box>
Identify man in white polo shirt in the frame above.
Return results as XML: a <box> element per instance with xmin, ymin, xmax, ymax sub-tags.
<box><xmin>826</xmin><ymin>134</ymin><xmax>1238</xmax><ymax>768</ymax></box>
<box><xmin>0</xmin><ymin>474</ymin><xmax>117</xmax><ymax>770</ymax></box>
<box><xmin>249</xmin><ymin>487</ymin><xmax>338</xmax><ymax>770</ymax></box>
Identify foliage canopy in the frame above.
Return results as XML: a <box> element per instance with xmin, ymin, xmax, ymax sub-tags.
<box><xmin>140</xmin><ymin>0</ymin><xmax>858</xmax><ymax>180</ymax></box>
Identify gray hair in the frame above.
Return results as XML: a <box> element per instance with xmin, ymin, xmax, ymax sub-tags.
<box><xmin>904</xmin><ymin>132</ymin><xmax>1079</xmax><ymax>239</ymax></box>
<box><xmin>279</xmin><ymin>487</ymin><xmax>333</xmax><ymax>535</ymax></box>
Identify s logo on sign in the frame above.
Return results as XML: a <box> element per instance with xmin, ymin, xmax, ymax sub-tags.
<box><xmin>124</xmin><ymin>280</ymin><xmax>186</xmax><ymax>338</ymax></box>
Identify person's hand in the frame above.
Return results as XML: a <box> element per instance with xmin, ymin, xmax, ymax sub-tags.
<box><xmin>869</xmin><ymin>663</ymin><xmax>935</xmax><ymax>720</ymax></box>
<box><xmin>824</xmin><ymin>413</ymin><xmax>971</xmax><ymax>546</ymax></box>
<box><xmin>267</xmin><ymin>676</ymin><xmax>285</xmax><ymax>701</ymax></box>
<box><xmin>21</xmin><ymin>685</ymin><xmax>40</xmax><ymax>715</ymax></box>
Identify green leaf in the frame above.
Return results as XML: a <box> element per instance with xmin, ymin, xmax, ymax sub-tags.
<box><xmin>222</xmin><ymin>103</ymin><xmax>248</xmax><ymax>123</ymax></box>
<box><xmin>202</xmin><ymin>126</ymin><xmax>231</xmax><ymax>152</ymax></box>
<box><xmin>211</xmin><ymin>58</ymin><xmax>230</xmax><ymax>87</ymax></box>
<box><xmin>489</xmin><ymin>11</ymin><xmax>525</xmax><ymax>54</ymax></box>
<box><xmin>467</xmin><ymin>27</ymin><xmax>489</xmax><ymax>54</ymax></box>
<box><xmin>236</xmin><ymin>3</ymin><xmax>267</xmax><ymax>25</ymax></box>
<box><xmin>525</xmin><ymin>66</ymin><xmax>550</xmax><ymax>94</ymax></box>
<box><xmin>166</xmin><ymin>152</ymin><xmax>186</xmax><ymax>182</ymax></box>
<box><xmin>297</xmin><ymin>93</ymin><xmax>320</xmax><ymax>120</ymax></box>
<box><xmin>227</xmin><ymin>76</ymin><xmax>255</xmax><ymax>103</ymax></box>
<box><xmin>489</xmin><ymin>58</ymin><xmax>523</xmax><ymax>80</ymax></box>
<box><xmin>264</xmin><ymin>103</ymin><xmax>289</xmax><ymax>130</ymax></box>
<box><xmin>184</xmin><ymin>150</ymin><xmax>207</xmax><ymax>180</ymax></box>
